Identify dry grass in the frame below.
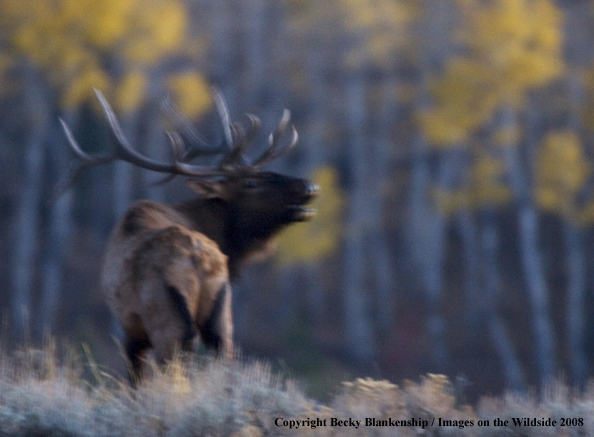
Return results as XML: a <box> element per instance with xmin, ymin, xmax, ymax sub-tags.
<box><xmin>0</xmin><ymin>343</ymin><xmax>593</xmax><ymax>436</ymax></box>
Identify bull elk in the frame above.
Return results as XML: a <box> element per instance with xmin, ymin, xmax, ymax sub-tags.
<box><xmin>59</xmin><ymin>88</ymin><xmax>318</xmax><ymax>382</ymax></box>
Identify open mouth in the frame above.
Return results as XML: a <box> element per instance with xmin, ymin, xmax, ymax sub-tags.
<box><xmin>289</xmin><ymin>205</ymin><xmax>317</xmax><ymax>221</ymax></box>
<box><xmin>287</xmin><ymin>182</ymin><xmax>319</xmax><ymax>221</ymax></box>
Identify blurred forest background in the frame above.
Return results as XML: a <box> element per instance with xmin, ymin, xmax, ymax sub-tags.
<box><xmin>1</xmin><ymin>0</ymin><xmax>593</xmax><ymax>402</ymax></box>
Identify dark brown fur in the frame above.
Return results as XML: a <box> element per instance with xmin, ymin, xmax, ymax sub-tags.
<box><xmin>102</xmin><ymin>221</ymin><xmax>231</xmax><ymax>382</ymax></box>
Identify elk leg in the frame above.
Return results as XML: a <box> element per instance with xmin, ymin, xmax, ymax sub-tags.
<box><xmin>143</xmin><ymin>285</ymin><xmax>196</xmax><ymax>366</ymax></box>
<box><xmin>125</xmin><ymin>333</ymin><xmax>151</xmax><ymax>385</ymax></box>
<box><xmin>199</xmin><ymin>282</ymin><xmax>234</xmax><ymax>360</ymax></box>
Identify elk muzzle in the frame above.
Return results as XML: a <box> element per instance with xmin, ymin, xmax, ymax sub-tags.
<box><xmin>287</xmin><ymin>180</ymin><xmax>319</xmax><ymax>222</ymax></box>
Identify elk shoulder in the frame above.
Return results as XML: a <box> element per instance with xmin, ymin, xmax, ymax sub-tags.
<box><xmin>101</xmin><ymin>201</ymin><xmax>230</xmax><ymax>367</ymax></box>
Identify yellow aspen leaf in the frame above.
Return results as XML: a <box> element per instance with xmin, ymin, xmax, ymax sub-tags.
<box><xmin>434</xmin><ymin>152</ymin><xmax>512</xmax><ymax>215</ymax></box>
<box><xmin>536</xmin><ymin>131</ymin><xmax>590</xmax><ymax>216</ymax></box>
<box><xmin>417</xmin><ymin>111</ymin><xmax>468</xmax><ymax>146</ymax></box>
<box><xmin>493</xmin><ymin>126</ymin><xmax>520</xmax><ymax>146</ymax></box>
<box><xmin>577</xmin><ymin>201</ymin><xmax>594</xmax><ymax>224</ymax></box>
<box><xmin>122</xmin><ymin>38</ymin><xmax>161</xmax><ymax>64</ymax></box>
<box><xmin>470</xmin><ymin>155</ymin><xmax>512</xmax><ymax>206</ymax></box>
<box><xmin>62</xmin><ymin>67</ymin><xmax>110</xmax><ymax>109</ymax></box>
<box><xmin>58</xmin><ymin>46</ymin><xmax>89</xmax><ymax>78</ymax></box>
<box><xmin>166</xmin><ymin>72</ymin><xmax>211</xmax><ymax>119</ymax></box>
<box><xmin>276</xmin><ymin>166</ymin><xmax>344</xmax><ymax>265</ymax></box>
<box><xmin>472</xmin><ymin>155</ymin><xmax>505</xmax><ymax>181</ymax></box>
<box><xmin>537</xmin><ymin>188</ymin><xmax>561</xmax><ymax>211</ymax></box>
<box><xmin>473</xmin><ymin>185</ymin><xmax>512</xmax><ymax>206</ymax></box>
<box><xmin>84</xmin><ymin>0</ymin><xmax>136</xmax><ymax>48</ymax></box>
<box><xmin>124</xmin><ymin>1</ymin><xmax>187</xmax><ymax>64</ymax></box>
<box><xmin>425</xmin><ymin>0</ymin><xmax>564</xmax><ymax>146</ymax></box>
<box><xmin>0</xmin><ymin>0</ymin><xmax>193</xmax><ymax>112</ymax></box>
<box><xmin>434</xmin><ymin>188</ymin><xmax>471</xmax><ymax>215</ymax></box>
<box><xmin>460</xmin><ymin>0</ymin><xmax>563</xmax><ymax>91</ymax></box>
<box><xmin>152</xmin><ymin>2</ymin><xmax>187</xmax><ymax>51</ymax></box>
<box><xmin>338</xmin><ymin>0</ymin><xmax>413</xmax><ymax>68</ymax></box>
<box><xmin>115</xmin><ymin>70</ymin><xmax>147</xmax><ymax>113</ymax></box>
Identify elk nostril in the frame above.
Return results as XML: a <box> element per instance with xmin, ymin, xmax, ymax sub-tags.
<box><xmin>293</xmin><ymin>180</ymin><xmax>319</xmax><ymax>204</ymax></box>
<box><xmin>306</xmin><ymin>182</ymin><xmax>320</xmax><ymax>197</ymax></box>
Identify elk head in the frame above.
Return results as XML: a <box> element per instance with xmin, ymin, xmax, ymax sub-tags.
<box><xmin>60</xmin><ymin>88</ymin><xmax>317</xmax><ymax>274</ymax></box>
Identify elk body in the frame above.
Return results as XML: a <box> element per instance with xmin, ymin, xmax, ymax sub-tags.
<box><xmin>60</xmin><ymin>89</ymin><xmax>317</xmax><ymax>382</ymax></box>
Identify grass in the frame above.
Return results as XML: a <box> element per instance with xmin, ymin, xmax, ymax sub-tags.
<box><xmin>0</xmin><ymin>342</ymin><xmax>593</xmax><ymax>436</ymax></box>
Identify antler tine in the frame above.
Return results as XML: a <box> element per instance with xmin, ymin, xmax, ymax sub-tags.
<box><xmin>166</xmin><ymin>130</ymin><xmax>186</xmax><ymax>162</ymax></box>
<box><xmin>245</xmin><ymin>114</ymin><xmax>262</xmax><ymax>146</ymax></box>
<box><xmin>211</xmin><ymin>86</ymin><xmax>234</xmax><ymax>152</ymax></box>
<box><xmin>252</xmin><ymin>109</ymin><xmax>298</xmax><ymax>167</ymax></box>
<box><xmin>94</xmin><ymin>88</ymin><xmax>178</xmax><ymax>172</ymax></box>
<box><xmin>219</xmin><ymin>114</ymin><xmax>262</xmax><ymax>169</ymax></box>
<box><xmin>49</xmin><ymin>117</ymin><xmax>117</xmax><ymax>202</ymax></box>
<box><xmin>168</xmin><ymin>131</ymin><xmax>227</xmax><ymax>177</ymax></box>
<box><xmin>220</xmin><ymin>123</ymin><xmax>245</xmax><ymax>168</ymax></box>
<box><xmin>59</xmin><ymin>118</ymin><xmax>114</xmax><ymax>166</ymax></box>
<box><xmin>160</xmin><ymin>95</ymin><xmax>226</xmax><ymax>161</ymax></box>
<box><xmin>94</xmin><ymin>88</ymin><xmax>225</xmax><ymax>178</ymax></box>
<box><xmin>152</xmin><ymin>131</ymin><xmax>186</xmax><ymax>185</ymax></box>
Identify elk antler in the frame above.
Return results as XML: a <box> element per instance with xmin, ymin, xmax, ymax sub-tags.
<box><xmin>213</xmin><ymin>90</ymin><xmax>298</xmax><ymax>169</ymax></box>
<box><xmin>54</xmin><ymin>87</ymin><xmax>300</xmax><ymax>198</ymax></box>
<box><xmin>158</xmin><ymin>87</ymin><xmax>298</xmax><ymax>170</ymax></box>
<box><xmin>253</xmin><ymin>109</ymin><xmax>298</xmax><ymax>168</ymax></box>
<box><xmin>160</xmin><ymin>94</ymin><xmax>227</xmax><ymax>162</ymax></box>
<box><xmin>54</xmin><ymin>89</ymin><xmax>230</xmax><ymax>197</ymax></box>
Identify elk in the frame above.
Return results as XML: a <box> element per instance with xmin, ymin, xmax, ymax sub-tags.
<box><xmin>59</xmin><ymin>88</ymin><xmax>318</xmax><ymax>382</ymax></box>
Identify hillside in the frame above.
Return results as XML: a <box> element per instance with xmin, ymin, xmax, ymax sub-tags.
<box><xmin>0</xmin><ymin>344</ymin><xmax>591</xmax><ymax>436</ymax></box>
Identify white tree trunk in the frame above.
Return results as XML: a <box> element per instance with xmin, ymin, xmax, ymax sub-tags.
<box><xmin>368</xmin><ymin>76</ymin><xmax>396</xmax><ymax>331</ymax></box>
<box><xmin>457</xmin><ymin>210</ymin><xmax>483</xmax><ymax>327</ymax></box>
<box><xmin>500</xmin><ymin>106</ymin><xmax>555</xmax><ymax>384</ymax></box>
<box><xmin>565</xmin><ymin>70</ymin><xmax>587</xmax><ymax>387</ymax></box>
<box><xmin>11</xmin><ymin>63</ymin><xmax>49</xmax><ymax>339</ymax></box>
<box><xmin>482</xmin><ymin>212</ymin><xmax>525</xmax><ymax>389</ymax></box>
<box><xmin>343</xmin><ymin>74</ymin><xmax>375</xmax><ymax>362</ymax></box>
<box><xmin>564</xmin><ymin>221</ymin><xmax>587</xmax><ymax>386</ymax></box>
<box><xmin>38</xmin><ymin>112</ymin><xmax>77</xmax><ymax>338</ymax></box>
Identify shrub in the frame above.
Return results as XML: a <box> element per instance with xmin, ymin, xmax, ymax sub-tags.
<box><xmin>0</xmin><ymin>344</ymin><xmax>592</xmax><ymax>436</ymax></box>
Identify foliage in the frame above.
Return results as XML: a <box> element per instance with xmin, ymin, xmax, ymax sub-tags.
<box><xmin>166</xmin><ymin>72</ymin><xmax>212</xmax><ymax>119</ymax></box>
<box><xmin>276</xmin><ymin>165</ymin><xmax>344</xmax><ymax>266</ymax></box>
<box><xmin>420</xmin><ymin>0</ymin><xmax>564</xmax><ymax>146</ymax></box>
<box><xmin>458</xmin><ymin>0</ymin><xmax>564</xmax><ymax>93</ymax></box>
<box><xmin>419</xmin><ymin>0</ymin><xmax>570</xmax><ymax>221</ymax></box>
<box><xmin>114</xmin><ymin>70</ymin><xmax>148</xmax><ymax>114</ymax></box>
<box><xmin>1</xmin><ymin>346</ymin><xmax>594</xmax><ymax>436</ymax></box>
<box><xmin>338</xmin><ymin>0</ymin><xmax>415</xmax><ymax>69</ymax></box>
<box><xmin>535</xmin><ymin>131</ymin><xmax>591</xmax><ymax>221</ymax></box>
<box><xmin>435</xmin><ymin>151</ymin><xmax>512</xmax><ymax>214</ymax></box>
<box><xmin>580</xmin><ymin>68</ymin><xmax>594</xmax><ymax>132</ymax></box>
<box><xmin>0</xmin><ymin>0</ymin><xmax>208</xmax><ymax>114</ymax></box>
<box><xmin>288</xmin><ymin>0</ymin><xmax>414</xmax><ymax>72</ymax></box>
<box><xmin>0</xmin><ymin>345</ymin><xmax>311</xmax><ymax>436</ymax></box>
<box><xmin>420</xmin><ymin>59</ymin><xmax>500</xmax><ymax>145</ymax></box>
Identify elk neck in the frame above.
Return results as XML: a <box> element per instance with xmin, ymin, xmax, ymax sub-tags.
<box><xmin>174</xmin><ymin>198</ymin><xmax>286</xmax><ymax>280</ymax></box>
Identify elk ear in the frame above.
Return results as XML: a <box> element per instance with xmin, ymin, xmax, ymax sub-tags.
<box><xmin>186</xmin><ymin>179</ymin><xmax>226</xmax><ymax>199</ymax></box>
